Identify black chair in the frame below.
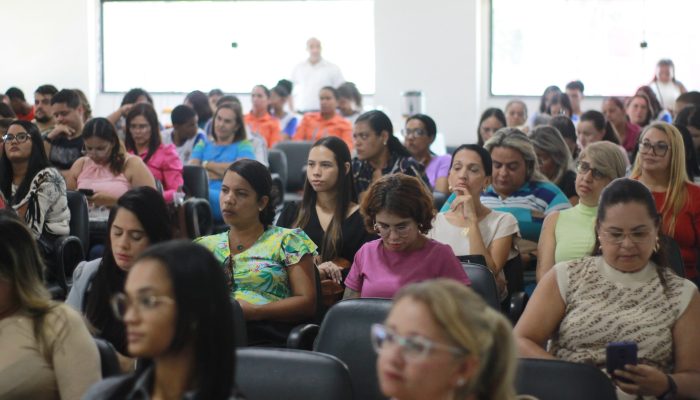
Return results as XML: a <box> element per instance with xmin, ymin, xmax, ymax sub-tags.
<box><xmin>272</xmin><ymin>141</ymin><xmax>313</xmax><ymax>201</ymax></box>
<box><xmin>445</xmin><ymin>145</ymin><xmax>459</xmax><ymax>155</ymax></box>
<box><xmin>49</xmin><ymin>191</ymin><xmax>89</xmax><ymax>297</ymax></box>
<box><xmin>268</xmin><ymin>149</ymin><xmax>288</xmax><ymax>190</ymax></box>
<box><xmin>288</xmin><ymin>298</ymin><xmax>392</xmax><ymax>400</ymax></box>
<box><xmin>660</xmin><ymin>235</ymin><xmax>685</xmax><ymax>277</ymax></box>
<box><xmin>182</xmin><ymin>165</ymin><xmax>209</xmax><ymax>200</ymax></box>
<box><xmin>231</xmin><ymin>299</ymin><xmax>247</xmax><ymax>347</ymax></box>
<box><xmin>182</xmin><ymin>198</ymin><xmax>213</xmax><ymax>238</ymax></box>
<box><xmin>236</xmin><ymin>348</ymin><xmax>353</xmax><ymax>400</ymax></box>
<box><xmin>432</xmin><ymin>191</ymin><xmax>448</xmax><ymax>211</ymax></box>
<box><xmin>516</xmin><ymin>358</ymin><xmax>617</xmax><ymax>400</ymax></box>
<box><xmin>94</xmin><ymin>338</ymin><xmax>121</xmax><ymax>378</ymax></box>
<box><xmin>461</xmin><ymin>262</ymin><xmax>500</xmax><ymax>310</ymax></box>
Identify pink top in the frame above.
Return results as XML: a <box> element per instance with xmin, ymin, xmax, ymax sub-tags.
<box><xmin>77</xmin><ymin>156</ymin><xmax>131</xmax><ymax>200</ymax></box>
<box><xmin>345</xmin><ymin>238</ymin><xmax>470</xmax><ymax>298</ymax></box>
<box><xmin>131</xmin><ymin>144</ymin><xmax>183</xmax><ymax>203</ymax></box>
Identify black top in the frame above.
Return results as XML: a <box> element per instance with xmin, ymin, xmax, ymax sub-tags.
<box><xmin>45</xmin><ymin>134</ymin><xmax>84</xmax><ymax>170</ymax></box>
<box><xmin>277</xmin><ymin>202</ymin><xmax>377</xmax><ymax>269</ymax></box>
<box><xmin>557</xmin><ymin>169</ymin><xmax>577</xmax><ymax>200</ymax></box>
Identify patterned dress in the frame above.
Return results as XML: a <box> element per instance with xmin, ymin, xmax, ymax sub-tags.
<box><xmin>351</xmin><ymin>152</ymin><xmax>430</xmax><ymax>196</ymax></box>
<box><xmin>194</xmin><ymin>226</ymin><xmax>317</xmax><ymax>304</ymax></box>
<box><xmin>11</xmin><ymin>167</ymin><xmax>69</xmax><ymax>238</ymax></box>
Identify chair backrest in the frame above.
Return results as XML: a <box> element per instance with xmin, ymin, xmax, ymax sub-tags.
<box><xmin>461</xmin><ymin>262</ymin><xmax>500</xmax><ymax>310</ymax></box>
<box><xmin>661</xmin><ymin>235</ymin><xmax>685</xmax><ymax>277</ymax></box>
<box><xmin>272</xmin><ymin>141</ymin><xmax>313</xmax><ymax>192</ymax></box>
<box><xmin>445</xmin><ymin>145</ymin><xmax>459</xmax><ymax>156</ymax></box>
<box><xmin>182</xmin><ymin>165</ymin><xmax>209</xmax><ymax>200</ymax></box>
<box><xmin>94</xmin><ymin>338</ymin><xmax>121</xmax><ymax>378</ymax></box>
<box><xmin>231</xmin><ymin>299</ymin><xmax>248</xmax><ymax>347</ymax></box>
<box><xmin>236</xmin><ymin>348</ymin><xmax>353</xmax><ymax>400</ymax></box>
<box><xmin>432</xmin><ymin>191</ymin><xmax>447</xmax><ymax>211</ymax></box>
<box><xmin>314</xmin><ymin>298</ymin><xmax>392</xmax><ymax>400</ymax></box>
<box><xmin>503</xmin><ymin>253</ymin><xmax>524</xmax><ymax>293</ymax></box>
<box><xmin>66</xmin><ymin>191</ymin><xmax>89</xmax><ymax>255</ymax></box>
<box><xmin>268</xmin><ymin>149</ymin><xmax>288</xmax><ymax>190</ymax></box>
<box><xmin>515</xmin><ymin>358</ymin><xmax>617</xmax><ymax>400</ymax></box>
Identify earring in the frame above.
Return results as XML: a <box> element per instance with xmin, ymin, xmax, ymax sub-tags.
<box><xmin>456</xmin><ymin>377</ymin><xmax>466</xmax><ymax>387</ymax></box>
<box><xmin>383</xmin><ymin>142</ymin><xmax>387</xmax><ymax>146</ymax></box>
<box><xmin>654</xmin><ymin>237</ymin><xmax>660</xmax><ymax>252</ymax></box>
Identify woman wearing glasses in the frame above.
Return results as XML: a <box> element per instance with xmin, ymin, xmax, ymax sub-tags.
<box><xmin>195</xmin><ymin>159</ymin><xmax>317</xmax><ymax>346</ymax></box>
<box><xmin>0</xmin><ymin>210</ymin><xmax>101</xmax><ymax>400</ymax></box>
<box><xmin>516</xmin><ymin>179</ymin><xmax>700</xmax><ymax>399</ymax></box>
<box><xmin>373</xmin><ymin>279</ymin><xmax>518</xmax><ymax>400</ymax></box>
<box><xmin>83</xmin><ymin>241</ymin><xmax>244</xmax><ymax>400</ymax></box>
<box><xmin>536</xmin><ymin>141</ymin><xmax>628</xmax><ymax>281</ymax></box>
<box><xmin>124</xmin><ymin>104</ymin><xmax>184</xmax><ymax>203</ymax></box>
<box><xmin>343</xmin><ymin>174</ymin><xmax>469</xmax><ymax>299</ymax></box>
<box><xmin>631</xmin><ymin>122</ymin><xmax>700</xmax><ymax>284</ymax></box>
<box><xmin>65</xmin><ymin>118</ymin><xmax>155</xmax><ymax>208</ymax></box>
<box><xmin>66</xmin><ymin>187</ymin><xmax>172</xmax><ymax>364</ymax></box>
<box><xmin>402</xmin><ymin>114</ymin><xmax>451</xmax><ymax>194</ymax></box>
<box><xmin>0</xmin><ymin>120</ymin><xmax>69</xmax><ymax>241</ymax></box>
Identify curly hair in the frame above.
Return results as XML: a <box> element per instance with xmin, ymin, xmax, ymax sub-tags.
<box><xmin>360</xmin><ymin>174</ymin><xmax>435</xmax><ymax>234</ymax></box>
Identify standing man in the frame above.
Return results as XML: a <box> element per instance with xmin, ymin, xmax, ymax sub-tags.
<box><xmin>291</xmin><ymin>37</ymin><xmax>344</xmax><ymax>113</ymax></box>
<box><xmin>5</xmin><ymin>87</ymin><xmax>35</xmax><ymax>122</ymax></box>
<box><xmin>565</xmin><ymin>80</ymin><xmax>584</xmax><ymax>124</ymax></box>
<box><xmin>33</xmin><ymin>84</ymin><xmax>58</xmax><ymax>133</ymax></box>
<box><xmin>45</xmin><ymin>89</ymin><xmax>85</xmax><ymax>174</ymax></box>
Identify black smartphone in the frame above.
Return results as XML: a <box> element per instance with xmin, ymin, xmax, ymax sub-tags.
<box><xmin>606</xmin><ymin>342</ymin><xmax>638</xmax><ymax>383</ymax></box>
<box><xmin>78</xmin><ymin>188</ymin><xmax>95</xmax><ymax>197</ymax></box>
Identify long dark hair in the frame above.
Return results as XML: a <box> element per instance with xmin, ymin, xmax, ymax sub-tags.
<box><xmin>84</xmin><ymin>187</ymin><xmax>172</xmax><ymax>354</ymax></box>
<box><xmin>127</xmin><ymin>241</ymin><xmax>236</xmax><ymax>399</ymax></box>
<box><xmin>580</xmin><ymin>110</ymin><xmax>620</xmax><ymax>145</ymax></box>
<box><xmin>477</xmin><ymin>108</ymin><xmax>507</xmax><ymax>146</ymax></box>
<box><xmin>0</xmin><ymin>120</ymin><xmax>51</xmax><ymax>205</ymax></box>
<box><xmin>120</xmin><ymin>88</ymin><xmax>153</xmax><ymax>106</ymax></box>
<box><xmin>293</xmin><ymin>137</ymin><xmax>356</xmax><ymax>261</ymax></box>
<box><xmin>591</xmin><ymin>178</ymin><xmax>669</xmax><ymax>291</ymax></box>
<box><xmin>355</xmin><ymin>110</ymin><xmax>411</xmax><ymax>158</ymax></box>
<box><xmin>539</xmin><ymin>85</ymin><xmax>561</xmax><ymax>113</ymax></box>
<box><xmin>185</xmin><ymin>90</ymin><xmax>213</xmax><ymax>125</ymax></box>
<box><xmin>125</xmin><ymin>103</ymin><xmax>162</xmax><ymax>164</ymax></box>
<box><xmin>83</xmin><ymin>118</ymin><xmax>126</xmax><ymax>175</ymax></box>
<box><xmin>225</xmin><ymin>159</ymin><xmax>275</xmax><ymax>227</ymax></box>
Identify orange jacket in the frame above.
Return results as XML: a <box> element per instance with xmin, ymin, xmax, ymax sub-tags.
<box><xmin>245</xmin><ymin>112</ymin><xmax>282</xmax><ymax>148</ymax></box>
<box><xmin>293</xmin><ymin>112</ymin><xmax>353</xmax><ymax>150</ymax></box>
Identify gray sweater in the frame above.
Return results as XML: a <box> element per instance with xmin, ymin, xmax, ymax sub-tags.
<box><xmin>65</xmin><ymin>258</ymin><xmax>101</xmax><ymax>312</ymax></box>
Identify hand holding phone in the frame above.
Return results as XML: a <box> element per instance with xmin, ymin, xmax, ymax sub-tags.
<box><xmin>78</xmin><ymin>188</ymin><xmax>95</xmax><ymax>197</ymax></box>
<box><xmin>606</xmin><ymin>342</ymin><xmax>638</xmax><ymax>384</ymax></box>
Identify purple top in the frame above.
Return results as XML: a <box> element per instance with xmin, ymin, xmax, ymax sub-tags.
<box><xmin>424</xmin><ymin>154</ymin><xmax>451</xmax><ymax>189</ymax></box>
<box><xmin>345</xmin><ymin>238</ymin><xmax>470</xmax><ymax>298</ymax></box>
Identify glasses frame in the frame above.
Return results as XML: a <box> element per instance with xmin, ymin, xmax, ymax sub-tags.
<box><xmin>638</xmin><ymin>140</ymin><xmax>669</xmax><ymax>157</ymax></box>
<box><xmin>598</xmin><ymin>229</ymin><xmax>654</xmax><ymax>245</ymax></box>
<box><xmin>402</xmin><ymin>128</ymin><xmax>429</xmax><ymax>139</ymax></box>
<box><xmin>576</xmin><ymin>161</ymin><xmax>608</xmax><ymax>180</ymax></box>
<box><xmin>373</xmin><ymin>221</ymin><xmax>415</xmax><ymax>238</ymax></box>
<box><xmin>371</xmin><ymin>323</ymin><xmax>466</xmax><ymax>361</ymax></box>
<box><xmin>110</xmin><ymin>292</ymin><xmax>175</xmax><ymax>321</ymax></box>
<box><xmin>2</xmin><ymin>132</ymin><xmax>31</xmax><ymax>144</ymax></box>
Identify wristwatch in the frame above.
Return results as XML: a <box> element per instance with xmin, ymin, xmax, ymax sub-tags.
<box><xmin>657</xmin><ymin>374</ymin><xmax>677</xmax><ymax>400</ymax></box>
<box><xmin>202</xmin><ymin>160</ymin><xmax>209</xmax><ymax>170</ymax></box>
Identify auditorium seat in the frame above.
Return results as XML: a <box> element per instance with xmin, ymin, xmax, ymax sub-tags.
<box><xmin>516</xmin><ymin>358</ymin><xmax>617</xmax><ymax>400</ymax></box>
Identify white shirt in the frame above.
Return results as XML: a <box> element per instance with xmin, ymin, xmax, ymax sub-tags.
<box><xmin>291</xmin><ymin>58</ymin><xmax>344</xmax><ymax>112</ymax></box>
<box><xmin>161</xmin><ymin>128</ymin><xmax>207</xmax><ymax>164</ymax></box>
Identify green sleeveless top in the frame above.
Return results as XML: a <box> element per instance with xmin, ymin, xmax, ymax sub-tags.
<box><xmin>554</xmin><ymin>203</ymin><xmax>598</xmax><ymax>263</ymax></box>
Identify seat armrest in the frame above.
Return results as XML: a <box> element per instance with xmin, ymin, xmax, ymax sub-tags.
<box><xmin>183</xmin><ymin>198</ymin><xmax>213</xmax><ymax>238</ymax></box>
<box><xmin>286</xmin><ymin>324</ymin><xmax>320</xmax><ymax>350</ymax></box>
<box><xmin>53</xmin><ymin>235</ymin><xmax>85</xmax><ymax>293</ymax></box>
<box><xmin>508</xmin><ymin>291</ymin><xmax>528</xmax><ymax>325</ymax></box>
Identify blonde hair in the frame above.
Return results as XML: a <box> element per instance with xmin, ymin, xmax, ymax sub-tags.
<box><xmin>394</xmin><ymin>279</ymin><xmax>517</xmax><ymax>400</ymax></box>
<box><xmin>484</xmin><ymin>128</ymin><xmax>547</xmax><ymax>183</ymax></box>
<box><xmin>579</xmin><ymin>141</ymin><xmax>627</xmax><ymax>180</ymax></box>
<box><xmin>630</xmin><ymin>122</ymin><xmax>689</xmax><ymax>235</ymax></box>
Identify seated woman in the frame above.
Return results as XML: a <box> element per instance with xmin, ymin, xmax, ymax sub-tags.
<box><xmin>195</xmin><ymin>159</ymin><xmax>317</xmax><ymax>346</ymax></box>
<box><xmin>337</xmin><ymin>82</ymin><xmax>363</xmax><ymax>125</ymax></box>
<box><xmin>428</xmin><ymin>145</ymin><xmax>519</xmax><ymax>300</ymax></box>
<box><xmin>0</xmin><ymin>210</ymin><xmax>100</xmax><ymax>400</ymax></box>
<box><xmin>185</xmin><ymin>90</ymin><xmax>214</xmax><ymax>131</ymax></box>
<box><xmin>189</xmin><ymin>103</ymin><xmax>256</xmax><ymax>222</ymax></box>
<box><xmin>603</xmin><ymin>97</ymin><xmax>642</xmax><ymax>155</ymax></box>
<box><xmin>477</xmin><ymin>107</ymin><xmax>506</xmax><ymax>146</ymax></box>
<box><xmin>374</xmin><ymin>279</ymin><xmax>518</xmax><ymax>400</ymax></box>
<box><xmin>529</xmin><ymin>85</ymin><xmax>561</xmax><ymax>127</ymax></box>
<box><xmin>66</xmin><ymin>187</ymin><xmax>172</xmax><ymax>360</ymax></box>
<box><xmin>269</xmin><ymin>84</ymin><xmax>298</xmax><ymax>139</ymax></box>
<box><xmin>515</xmin><ymin>178</ymin><xmax>700</xmax><ymax>399</ymax></box>
<box><xmin>536</xmin><ymin>141</ymin><xmax>628</xmax><ymax>281</ymax></box>
<box><xmin>66</xmin><ymin>118</ymin><xmax>156</xmax><ymax>208</ymax></box>
<box><xmin>402</xmin><ymin>113</ymin><xmax>451</xmax><ymax>194</ymax></box>
<box><xmin>106</xmin><ymin>88</ymin><xmax>154</xmax><ymax>139</ymax></box>
<box><xmin>277</xmin><ymin>137</ymin><xmax>376</xmax><ymax>305</ymax></box>
<box><xmin>343</xmin><ymin>174</ymin><xmax>470</xmax><ymax>299</ymax></box>
<box><xmin>294</xmin><ymin>87</ymin><xmax>353</xmax><ymax>150</ymax></box>
<box><xmin>546</xmin><ymin>92</ymin><xmax>573</xmax><ymax>118</ymax></box>
<box><xmin>505</xmin><ymin>99</ymin><xmax>528</xmax><ymax>131</ymax></box>
<box><xmin>352</xmin><ymin>110</ymin><xmax>429</xmax><ymax>198</ymax></box>
<box><xmin>631</xmin><ymin>122</ymin><xmax>700</xmax><ymax>284</ymax></box>
<box><xmin>549</xmin><ymin>115</ymin><xmax>580</xmax><ymax>160</ymax></box>
<box><xmin>0</xmin><ymin>120</ymin><xmax>69</xmax><ymax>259</ymax></box>
<box><xmin>245</xmin><ymin>85</ymin><xmax>282</xmax><ymax>148</ymax></box>
<box><xmin>577</xmin><ymin>110</ymin><xmax>630</xmax><ymax>164</ymax></box>
<box><xmin>83</xmin><ymin>241</ymin><xmax>244</xmax><ymax>400</ymax></box>
<box><xmin>626</xmin><ymin>94</ymin><xmax>654</xmax><ymax>129</ymax></box>
<box><xmin>529</xmin><ymin>125</ymin><xmax>577</xmax><ymax>204</ymax></box>
<box><xmin>125</xmin><ymin>104</ymin><xmax>184</xmax><ymax>203</ymax></box>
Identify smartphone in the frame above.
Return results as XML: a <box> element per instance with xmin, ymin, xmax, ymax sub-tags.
<box><xmin>606</xmin><ymin>342</ymin><xmax>638</xmax><ymax>383</ymax></box>
<box><xmin>78</xmin><ymin>188</ymin><xmax>95</xmax><ymax>197</ymax></box>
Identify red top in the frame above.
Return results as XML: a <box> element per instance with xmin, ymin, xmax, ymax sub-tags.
<box><xmin>652</xmin><ymin>182</ymin><xmax>700</xmax><ymax>279</ymax></box>
<box><xmin>16</xmin><ymin>106</ymin><xmax>35</xmax><ymax>122</ymax></box>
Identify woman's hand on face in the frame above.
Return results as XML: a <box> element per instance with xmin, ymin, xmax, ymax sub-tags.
<box><xmin>450</xmin><ymin>188</ymin><xmax>477</xmax><ymax>222</ymax></box>
<box><xmin>614</xmin><ymin>364</ymin><xmax>670</xmax><ymax>397</ymax></box>
<box><xmin>317</xmin><ymin>261</ymin><xmax>344</xmax><ymax>284</ymax></box>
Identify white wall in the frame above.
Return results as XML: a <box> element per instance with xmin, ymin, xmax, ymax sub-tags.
<box><xmin>3</xmin><ymin>0</ymin><xmax>593</xmax><ymax>145</ymax></box>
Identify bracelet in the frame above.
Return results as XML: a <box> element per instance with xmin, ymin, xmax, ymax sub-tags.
<box><xmin>657</xmin><ymin>374</ymin><xmax>677</xmax><ymax>400</ymax></box>
<box><xmin>202</xmin><ymin>161</ymin><xmax>209</xmax><ymax>170</ymax></box>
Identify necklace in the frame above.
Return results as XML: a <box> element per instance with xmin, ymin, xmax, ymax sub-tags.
<box><xmin>236</xmin><ymin>244</ymin><xmax>245</xmax><ymax>251</ymax></box>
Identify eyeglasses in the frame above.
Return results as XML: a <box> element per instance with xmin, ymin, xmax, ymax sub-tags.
<box><xmin>638</xmin><ymin>140</ymin><xmax>669</xmax><ymax>157</ymax></box>
<box><xmin>576</xmin><ymin>161</ymin><xmax>608</xmax><ymax>180</ymax></box>
<box><xmin>598</xmin><ymin>229</ymin><xmax>653</xmax><ymax>245</ymax></box>
<box><xmin>110</xmin><ymin>292</ymin><xmax>174</xmax><ymax>321</ymax></box>
<box><xmin>374</xmin><ymin>221</ymin><xmax>414</xmax><ymax>238</ymax></box>
<box><xmin>371</xmin><ymin>324</ymin><xmax>466</xmax><ymax>361</ymax></box>
<box><xmin>402</xmin><ymin>128</ymin><xmax>429</xmax><ymax>139</ymax></box>
<box><xmin>2</xmin><ymin>133</ymin><xmax>30</xmax><ymax>144</ymax></box>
